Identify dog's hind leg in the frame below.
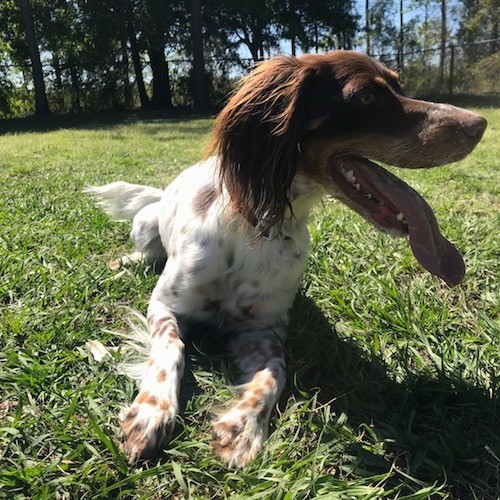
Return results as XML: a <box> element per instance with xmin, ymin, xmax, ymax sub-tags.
<box><xmin>211</xmin><ymin>327</ymin><xmax>287</xmax><ymax>468</ymax></box>
<box><xmin>110</xmin><ymin>202</ymin><xmax>167</xmax><ymax>272</ymax></box>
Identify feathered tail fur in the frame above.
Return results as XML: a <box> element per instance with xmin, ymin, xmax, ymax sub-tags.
<box><xmin>84</xmin><ymin>181</ymin><xmax>164</xmax><ymax>221</ymax></box>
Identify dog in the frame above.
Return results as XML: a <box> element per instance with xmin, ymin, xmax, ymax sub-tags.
<box><xmin>86</xmin><ymin>51</ymin><xmax>487</xmax><ymax>468</ymax></box>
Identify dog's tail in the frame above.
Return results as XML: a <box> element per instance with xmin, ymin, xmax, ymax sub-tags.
<box><xmin>84</xmin><ymin>181</ymin><xmax>164</xmax><ymax>221</ymax></box>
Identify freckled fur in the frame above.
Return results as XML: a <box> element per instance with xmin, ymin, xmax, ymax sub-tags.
<box><xmin>86</xmin><ymin>50</ymin><xmax>486</xmax><ymax>468</ymax></box>
<box><xmin>193</xmin><ymin>184</ymin><xmax>218</xmax><ymax>219</ymax></box>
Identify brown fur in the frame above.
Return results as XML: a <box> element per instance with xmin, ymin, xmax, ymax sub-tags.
<box><xmin>208</xmin><ymin>51</ymin><xmax>485</xmax><ymax>240</ymax></box>
<box><xmin>193</xmin><ymin>185</ymin><xmax>218</xmax><ymax>219</ymax></box>
<box><xmin>209</xmin><ymin>56</ymin><xmax>314</xmax><ymax>235</ymax></box>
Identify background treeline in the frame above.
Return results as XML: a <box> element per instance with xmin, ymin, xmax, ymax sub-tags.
<box><xmin>0</xmin><ymin>0</ymin><xmax>498</xmax><ymax>118</ymax></box>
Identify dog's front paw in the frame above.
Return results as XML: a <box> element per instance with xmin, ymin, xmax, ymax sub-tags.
<box><xmin>211</xmin><ymin>411</ymin><xmax>266</xmax><ymax>468</ymax></box>
<box><xmin>120</xmin><ymin>392</ymin><xmax>176</xmax><ymax>463</ymax></box>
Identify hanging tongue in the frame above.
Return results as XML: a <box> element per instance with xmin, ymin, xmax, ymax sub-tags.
<box><xmin>337</xmin><ymin>157</ymin><xmax>465</xmax><ymax>286</ymax></box>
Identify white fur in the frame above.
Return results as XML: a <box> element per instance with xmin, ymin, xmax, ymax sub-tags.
<box><xmin>84</xmin><ymin>181</ymin><xmax>164</xmax><ymax>221</ymax></box>
<box><xmin>87</xmin><ymin>156</ymin><xmax>326</xmax><ymax>467</ymax></box>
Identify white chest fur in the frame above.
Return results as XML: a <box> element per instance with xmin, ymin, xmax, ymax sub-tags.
<box><xmin>153</xmin><ymin>160</ymin><xmax>312</xmax><ymax>332</ymax></box>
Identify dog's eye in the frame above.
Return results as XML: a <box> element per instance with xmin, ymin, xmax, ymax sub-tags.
<box><xmin>358</xmin><ymin>93</ymin><xmax>375</xmax><ymax>105</ymax></box>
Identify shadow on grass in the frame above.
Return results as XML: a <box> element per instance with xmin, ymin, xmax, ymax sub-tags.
<box><xmin>128</xmin><ymin>254</ymin><xmax>498</xmax><ymax>496</ymax></box>
<box><xmin>159</xmin><ymin>291</ymin><xmax>498</xmax><ymax>497</ymax></box>
<box><xmin>287</xmin><ymin>294</ymin><xmax>500</xmax><ymax>499</ymax></box>
<box><xmin>0</xmin><ymin>109</ymin><xmax>215</xmax><ymax>136</ymax></box>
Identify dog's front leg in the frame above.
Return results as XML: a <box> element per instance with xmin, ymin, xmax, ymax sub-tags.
<box><xmin>212</xmin><ymin>327</ymin><xmax>287</xmax><ymax>468</ymax></box>
<box><xmin>120</xmin><ymin>294</ymin><xmax>185</xmax><ymax>463</ymax></box>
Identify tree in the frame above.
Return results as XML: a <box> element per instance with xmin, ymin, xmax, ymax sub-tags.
<box><xmin>17</xmin><ymin>0</ymin><xmax>50</xmax><ymax>114</ymax></box>
<box><xmin>139</xmin><ymin>0</ymin><xmax>177</xmax><ymax>109</ymax></box>
<box><xmin>365</xmin><ymin>0</ymin><xmax>371</xmax><ymax>54</ymax></box>
<box><xmin>275</xmin><ymin>0</ymin><xmax>357</xmax><ymax>54</ymax></box>
<box><xmin>399</xmin><ymin>0</ymin><xmax>404</xmax><ymax>70</ymax></box>
<box><xmin>440</xmin><ymin>0</ymin><xmax>446</xmax><ymax>82</ymax></box>
<box><xmin>458</xmin><ymin>0</ymin><xmax>499</xmax><ymax>60</ymax></box>
<box><xmin>205</xmin><ymin>0</ymin><xmax>280</xmax><ymax>62</ymax></box>
<box><xmin>189</xmin><ymin>0</ymin><xmax>210</xmax><ymax>111</ymax></box>
<box><xmin>366</xmin><ymin>0</ymin><xmax>398</xmax><ymax>57</ymax></box>
<box><xmin>127</xmin><ymin>19</ymin><xmax>150</xmax><ymax>109</ymax></box>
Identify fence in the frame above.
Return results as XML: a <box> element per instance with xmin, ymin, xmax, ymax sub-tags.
<box><xmin>372</xmin><ymin>38</ymin><xmax>500</xmax><ymax>97</ymax></box>
<box><xmin>0</xmin><ymin>39</ymin><xmax>498</xmax><ymax>117</ymax></box>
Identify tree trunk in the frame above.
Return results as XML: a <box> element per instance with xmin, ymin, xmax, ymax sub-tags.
<box><xmin>365</xmin><ymin>0</ymin><xmax>370</xmax><ymax>55</ymax></box>
<box><xmin>247</xmin><ymin>41</ymin><xmax>259</xmax><ymax>62</ymax></box>
<box><xmin>18</xmin><ymin>0</ymin><xmax>51</xmax><ymax>115</ymax></box>
<box><xmin>189</xmin><ymin>0</ymin><xmax>210</xmax><ymax>111</ymax></box>
<box><xmin>440</xmin><ymin>0</ymin><xmax>446</xmax><ymax>84</ymax></box>
<box><xmin>491</xmin><ymin>10</ymin><xmax>498</xmax><ymax>55</ymax></box>
<box><xmin>52</xmin><ymin>53</ymin><xmax>65</xmax><ymax>111</ymax></box>
<box><xmin>148</xmin><ymin>46</ymin><xmax>172</xmax><ymax>109</ymax></box>
<box><xmin>53</xmin><ymin>54</ymin><xmax>62</xmax><ymax>91</ymax></box>
<box><xmin>121</xmin><ymin>39</ymin><xmax>132</xmax><ymax>109</ymax></box>
<box><xmin>69</xmin><ymin>63</ymin><xmax>81</xmax><ymax>112</ymax></box>
<box><xmin>128</xmin><ymin>22</ymin><xmax>149</xmax><ymax>109</ymax></box>
<box><xmin>399</xmin><ymin>0</ymin><xmax>404</xmax><ymax>71</ymax></box>
<box><xmin>422</xmin><ymin>1</ymin><xmax>429</xmax><ymax>67</ymax></box>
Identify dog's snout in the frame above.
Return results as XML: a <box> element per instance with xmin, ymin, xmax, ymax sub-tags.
<box><xmin>460</xmin><ymin>116</ymin><xmax>487</xmax><ymax>139</ymax></box>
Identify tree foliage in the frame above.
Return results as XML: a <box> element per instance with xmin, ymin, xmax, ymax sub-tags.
<box><xmin>0</xmin><ymin>0</ymin><xmax>497</xmax><ymax>118</ymax></box>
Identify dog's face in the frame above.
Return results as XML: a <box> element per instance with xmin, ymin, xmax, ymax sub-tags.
<box><xmin>302</xmin><ymin>51</ymin><xmax>486</xmax><ymax>169</ymax></box>
<box><xmin>298</xmin><ymin>52</ymin><xmax>487</xmax><ymax>286</ymax></box>
<box><xmin>211</xmin><ymin>51</ymin><xmax>487</xmax><ymax>286</ymax></box>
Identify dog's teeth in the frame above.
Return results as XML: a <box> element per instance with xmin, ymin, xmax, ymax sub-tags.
<box><xmin>354</xmin><ymin>183</ymin><xmax>360</xmax><ymax>190</ymax></box>
<box><xmin>343</xmin><ymin>169</ymin><xmax>356</xmax><ymax>184</ymax></box>
<box><xmin>365</xmin><ymin>194</ymin><xmax>372</xmax><ymax>199</ymax></box>
<box><xmin>396</xmin><ymin>212</ymin><xmax>407</xmax><ymax>224</ymax></box>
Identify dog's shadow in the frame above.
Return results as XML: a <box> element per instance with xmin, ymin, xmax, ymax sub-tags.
<box><xmin>287</xmin><ymin>294</ymin><xmax>499</xmax><ymax>498</ymax></box>
<box><xmin>179</xmin><ymin>293</ymin><xmax>499</xmax><ymax>498</ymax></box>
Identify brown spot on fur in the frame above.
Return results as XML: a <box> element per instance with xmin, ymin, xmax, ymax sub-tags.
<box><xmin>250</xmin><ymin>371</ymin><xmax>277</xmax><ymax>391</ymax></box>
<box><xmin>203</xmin><ymin>298</ymin><xmax>221</xmax><ymax>311</ymax></box>
<box><xmin>157</xmin><ymin>369</ymin><xmax>168</xmax><ymax>382</ymax></box>
<box><xmin>136</xmin><ymin>391</ymin><xmax>158</xmax><ymax>406</ymax></box>
<box><xmin>239</xmin><ymin>394</ymin><xmax>261</xmax><ymax>410</ymax></box>
<box><xmin>240</xmin><ymin>305</ymin><xmax>253</xmax><ymax>318</ymax></box>
<box><xmin>152</xmin><ymin>316</ymin><xmax>177</xmax><ymax>337</ymax></box>
<box><xmin>131</xmin><ymin>421</ymin><xmax>146</xmax><ymax>433</ymax></box>
<box><xmin>212</xmin><ymin>418</ymin><xmax>246</xmax><ymax>442</ymax></box>
<box><xmin>252</xmin><ymin>387</ymin><xmax>265</xmax><ymax>399</ymax></box>
<box><xmin>168</xmin><ymin>331</ymin><xmax>177</xmax><ymax>342</ymax></box>
<box><xmin>193</xmin><ymin>184</ymin><xmax>218</xmax><ymax>219</ymax></box>
<box><xmin>124</xmin><ymin>407</ymin><xmax>138</xmax><ymax>422</ymax></box>
<box><xmin>159</xmin><ymin>400</ymin><xmax>171</xmax><ymax>411</ymax></box>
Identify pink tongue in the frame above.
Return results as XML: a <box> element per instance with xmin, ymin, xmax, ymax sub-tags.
<box><xmin>358</xmin><ymin>160</ymin><xmax>465</xmax><ymax>286</ymax></box>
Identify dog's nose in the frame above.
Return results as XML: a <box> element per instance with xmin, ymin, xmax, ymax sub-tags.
<box><xmin>461</xmin><ymin>116</ymin><xmax>487</xmax><ymax>139</ymax></box>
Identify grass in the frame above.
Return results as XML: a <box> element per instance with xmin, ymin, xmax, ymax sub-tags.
<box><xmin>0</xmin><ymin>107</ymin><xmax>498</xmax><ymax>499</ymax></box>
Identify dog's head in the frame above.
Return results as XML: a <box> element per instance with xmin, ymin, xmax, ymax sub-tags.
<box><xmin>210</xmin><ymin>51</ymin><xmax>487</xmax><ymax>286</ymax></box>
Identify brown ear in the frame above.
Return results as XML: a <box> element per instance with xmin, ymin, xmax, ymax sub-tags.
<box><xmin>209</xmin><ymin>56</ymin><xmax>313</xmax><ymax>234</ymax></box>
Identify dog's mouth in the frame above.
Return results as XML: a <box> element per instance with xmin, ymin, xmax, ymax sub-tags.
<box><xmin>328</xmin><ymin>155</ymin><xmax>464</xmax><ymax>286</ymax></box>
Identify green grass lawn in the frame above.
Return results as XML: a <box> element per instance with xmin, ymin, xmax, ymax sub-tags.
<box><xmin>0</xmin><ymin>107</ymin><xmax>499</xmax><ymax>499</ymax></box>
